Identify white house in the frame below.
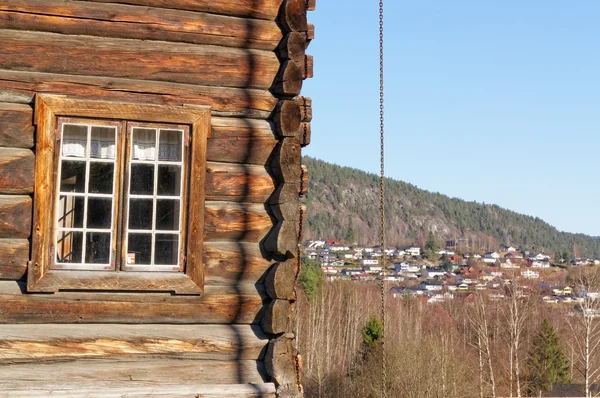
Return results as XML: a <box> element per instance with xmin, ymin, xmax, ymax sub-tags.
<box><xmin>521</xmin><ymin>269</ymin><xmax>539</xmax><ymax>279</ymax></box>
<box><xmin>529</xmin><ymin>259</ymin><xmax>551</xmax><ymax>268</ymax></box>
<box><xmin>329</xmin><ymin>245</ymin><xmax>350</xmax><ymax>252</ymax></box>
<box><xmin>360</xmin><ymin>259</ymin><xmax>379</xmax><ymax>266</ymax></box>
<box><xmin>422</xmin><ymin>269</ymin><xmax>446</xmax><ymax>279</ymax></box>
<box><xmin>419</xmin><ymin>281</ymin><xmax>443</xmax><ymax>291</ymax></box>
<box><xmin>405</xmin><ymin>247</ymin><xmax>421</xmax><ymax>257</ymax></box>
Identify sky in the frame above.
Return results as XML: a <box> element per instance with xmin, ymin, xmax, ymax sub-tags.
<box><xmin>302</xmin><ymin>1</ymin><xmax>600</xmax><ymax>237</ymax></box>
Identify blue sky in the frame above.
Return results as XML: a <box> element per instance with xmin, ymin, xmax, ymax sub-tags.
<box><xmin>303</xmin><ymin>1</ymin><xmax>600</xmax><ymax>237</ymax></box>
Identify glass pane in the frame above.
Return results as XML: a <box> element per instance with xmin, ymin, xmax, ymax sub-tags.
<box><xmin>130</xmin><ymin>164</ymin><xmax>154</xmax><ymax>195</ymax></box>
<box><xmin>56</xmin><ymin>231</ymin><xmax>83</xmax><ymax>263</ymax></box>
<box><xmin>127</xmin><ymin>233</ymin><xmax>152</xmax><ymax>265</ymax></box>
<box><xmin>90</xmin><ymin>126</ymin><xmax>116</xmax><ymax>159</ymax></box>
<box><xmin>159</xmin><ymin>129</ymin><xmax>183</xmax><ymax>161</ymax></box>
<box><xmin>62</xmin><ymin>124</ymin><xmax>88</xmax><ymax>158</ymax></box>
<box><xmin>132</xmin><ymin>128</ymin><xmax>156</xmax><ymax>161</ymax></box>
<box><xmin>85</xmin><ymin>232</ymin><xmax>111</xmax><ymax>264</ymax></box>
<box><xmin>128</xmin><ymin>199</ymin><xmax>153</xmax><ymax>230</ymax></box>
<box><xmin>156</xmin><ymin>199</ymin><xmax>179</xmax><ymax>231</ymax></box>
<box><xmin>60</xmin><ymin>161</ymin><xmax>86</xmax><ymax>193</ymax></box>
<box><xmin>157</xmin><ymin>165</ymin><xmax>181</xmax><ymax>196</ymax></box>
<box><xmin>87</xmin><ymin>197</ymin><xmax>112</xmax><ymax>229</ymax></box>
<box><xmin>155</xmin><ymin>234</ymin><xmax>179</xmax><ymax>266</ymax></box>
<box><xmin>57</xmin><ymin>195</ymin><xmax>84</xmax><ymax>228</ymax></box>
<box><xmin>89</xmin><ymin>162</ymin><xmax>114</xmax><ymax>194</ymax></box>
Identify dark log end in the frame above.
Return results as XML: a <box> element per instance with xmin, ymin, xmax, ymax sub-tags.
<box><xmin>280</xmin><ymin>0</ymin><xmax>308</xmax><ymax>33</ymax></box>
<box><xmin>273</xmin><ymin>61</ymin><xmax>303</xmax><ymax>96</ymax></box>
<box><xmin>271</xmin><ymin>138</ymin><xmax>301</xmax><ymax>182</ymax></box>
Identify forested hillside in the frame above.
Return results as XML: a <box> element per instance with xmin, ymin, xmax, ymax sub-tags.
<box><xmin>303</xmin><ymin>157</ymin><xmax>600</xmax><ymax>259</ymax></box>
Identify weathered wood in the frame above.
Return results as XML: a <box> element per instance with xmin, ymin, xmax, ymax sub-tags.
<box><xmin>1</xmin><ymin>384</ymin><xmax>276</xmax><ymax>397</ymax></box>
<box><xmin>307</xmin><ymin>0</ymin><xmax>316</xmax><ymax>11</ymax></box>
<box><xmin>265</xmin><ymin>260</ymin><xmax>297</xmax><ymax>300</ymax></box>
<box><xmin>204</xmin><ymin>242</ymin><xmax>272</xmax><ymax>286</ymax></box>
<box><xmin>280</xmin><ymin>0</ymin><xmax>308</xmax><ymax>33</ymax></box>
<box><xmin>277</xmin><ymin>32</ymin><xmax>306</xmax><ymax>65</ymax></box>
<box><xmin>0</xmin><ymin>30</ymin><xmax>280</xmax><ymax>90</ymax></box>
<box><xmin>204</xmin><ymin>202</ymin><xmax>273</xmax><ymax>243</ymax></box>
<box><xmin>0</xmin><ymin>239</ymin><xmax>28</xmax><ymax>280</ymax></box>
<box><xmin>0</xmin><ymin>147</ymin><xmax>33</xmax><ymax>194</ymax></box>
<box><xmin>0</xmin><ymin>282</ymin><xmax>265</xmax><ymax>324</ymax></box>
<box><xmin>207</xmin><ymin>137</ymin><xmax>278</xmax><ymax>165</ymax></box>
<box><xmin>85</xmin><ymin>0</ymin><xmax>283</xmax><ymax>20</ymax></box>
<box><xmin>273</xmin><ymin>101</ymin><xmax>301</xmax><ymax>138</ymax></box>
<box><xmin>270</xmin><ymin>138</ymin><xmax>301</xmax><ymax>182</ymax></box>
<box><xmin>0</xmin><ymin>0</ymin><xmax>282</xmax><ymax>50</ymax></box>
<box><xmin>211</xmin><ymin>117</ymin><xmax>276</xmax><ymax>139</ymax></box>
<box><xmin>273</xmin><ymin>61</ymin><xmax>303</xmax><ymax>96</ymax></box>
<box><xmin>0</xmin><ymin>195</ymin><xmax>31</xmax><ymax>238</ymax></box>
<box><xmin>261</xmin><ymin>299</ymin><xmax>292</xmax><ymax>335</ymax></box>
<box><xmin>303</xmin><ymin>54</ymin><xmax>314</xmax><ymax>79</ymax></box>
<box><xmin>307</xmin><ymin>23</ymin><xmax>315</xmax><ymax>41</ymax></box>
<box><xmin>298</xmin><ymin>122</ymin><xmax>311</xmax><ymax>147</ymax></box>
<box><xmin>300</xmin><ymin>165</ymin><xmax>309</xmax><ymax>196</ymax></box>
<box><xmin>205</xmin><ymin>162</ymin><xmax>275</xmax><ymax>203</ymax></box>
<box><xmin>265</xmin><ymin>337</ymin><xmax>300</xmax><ymax>391</ymax></box>
<box><xmin>0</xmin><ymin>103</ymin><xmax>33</xmax><ymax>148</ymax></box>
<box><xmin>0</xmin><ymin>324</ymin><xmax>268</xmax><ymax>362</ymax></box>
<box><xmin>0</xmin><ymin>358</ymin><xmax>267</xmax><ymax>387</ymax></box>
<box><xmin>0</xmin><ymin>70</ymin><xmax>278</xmax><ymax>118</ymax></box>
<box><xmin>264</xmin><ymin>220</ymin><xmax>298</xmax><ymax>258</ymax></box>
<box><xmin>269</xmin><ymin>183</ymin><xmax>300</xmax><ymax>207</ymax></box>
<box><xmin>294</xmin><ymin>96</ymin><xmax>312</xmax><ymax>122</ymax></box>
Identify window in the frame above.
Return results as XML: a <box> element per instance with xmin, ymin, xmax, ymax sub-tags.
<box><xmin>29</xmin><ymin>95</ymin><xmax>210</xmax><ymax>294</ymax></box>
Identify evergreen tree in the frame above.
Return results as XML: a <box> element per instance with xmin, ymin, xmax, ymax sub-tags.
<box><xmin>527</xmin><ymin>319</ymin><xmax>570</xmax><ymax>396</ymax></box>
<box><xmin>361</xmin><ymin>315</ymin><xmax>383</xmax><ymax>348</ymax></box>
<box><xmin>425</xmin><ymin>231</ymin><xmax>439</xmax><ymax>259</ymax></box>
<box><xmin>298</xmin><ymin>256</ymin><xmax>323</xmax><ymax>300</ymax></box>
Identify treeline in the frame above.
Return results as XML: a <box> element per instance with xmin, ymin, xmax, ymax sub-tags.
<box><xmin>303</xmin><ymin>156</ymin><xmax>600</xmax><ymax>258</ymax></box>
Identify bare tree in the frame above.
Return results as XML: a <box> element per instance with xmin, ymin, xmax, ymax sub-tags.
<box><xmin>468</xmin><ymin>294</ymin><xmax>497</xmax><ymax>398</ymax></box>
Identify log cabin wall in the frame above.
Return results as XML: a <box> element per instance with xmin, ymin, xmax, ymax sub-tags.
<box><xmin>0</xmin><ymin>1</ymin><xmax>313</xmax><ymax>396</ymax></box>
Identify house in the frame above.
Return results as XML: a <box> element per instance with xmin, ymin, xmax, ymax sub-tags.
<box><xmin>500</xmin><ymin>245</ymin><xmax>517</xmax><ymax>253</ymax></box>
<box><xmin>422</xmin><ymin>269</ymin><xmax>446</xmax><ymax>279</ymax></box>
<box><xmin>521</xmin><ymin>269</ymin><xmax>540</xmax><ymax>279</ymax></box>
<box><xmin>363</xmin><ymin>265</ymin><xmax>382</xmax><ymax>273</ymax></box>
<box><xmin>482</xmin><ymin>252</ymin><xmax>500</xmax><ymax>263</ymax></box>
<box><xmin>329</xmin><ymin>245</ymin><xmax>350</xmax><ymax>252</ymax></box>
<box><xmin>307</xmin><ymin>240</ymin><xmax>326</xmax><ymax>249</ymax></box>
<box><xmin>529</xmin><ymin>259</ymin><xmax>551</xmax><ymax>268</ymax></box>
<box><xmin>419</xmin><ymin>281</ymin><xmax>443</xmax><ymax>291</ymax></box>
<box><xmin>0</xmin><ymin>0</ymin><xmax>313</xmax><ymax>395</ymax></box>
<box><xmin>405</xmin><ymin>247</ymin><xmax>421</xmax><ymax>257</ymax></box>
<box><xmin>360</xmin><ymin>259</ymin><xmax>379</xmax><ymax>267</ymax></box>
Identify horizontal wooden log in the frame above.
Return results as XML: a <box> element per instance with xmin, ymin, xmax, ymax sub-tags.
<box><xmin>0</xmin><ymin>195</ymin><xmax>31</xmax><ymax>238</ymax></box>
<box><xmin>270</xmin><ymin>138</ymin><xmax>301</xmax><ymax>182</ymax></box>
<box><xmin>265</xmin><ymin>260</ymin><xmax>298</xmax><ymax>300</ymax></box>
<box><xmin>204</xmin><ymin>201</ymin><xmax>273</xmax><ymax>243</ymax></box>
<box><xmin>264</xmin><ymin>220</ymin><xmax>298</xmax><ymax>258</ymax></box>
<box><xmin>0</xmin><ymin>282</ymin><xmax>266</xmax><ymax>323</ymax></box>
<box><xmin>265</xmin><ymin>337</ymin><xmax>300</xmax><ymax>391</ymax></box>
<box><xmin>294</xmin><ymin>96</ymin><xmax>312</xmax><ymax>122</ymax></box>
<box><xmin>204</xmin><ymin>242</ymin><xmax>272</xmax><ymax>286</ymax></box>
<box><xmin>0</xmin><ymin>324</ymin><xmax>268</xmax><ymax>362</ymax></box>
<box><xmin>280</xmin><ymin>0</ymin><xmax>307</xmax><ymax>33</ymax></box>
<box><xmin>207</xmin><ymin>136</ymin><xmax>278</xmax><ymax>165</ymax></box>
<box><xmin>278</xmin><ymin>32</ymin><xmax>306</xmax><ymax>66</ymax></box>
<box><xmin>0</xmin><ymin>239</ymin><xmax>28</xmax><ymax>280</ymax></box>
<box><xmin>273</xmin><ymin>101</ymin><xmax>302</xmax><ymax>138</ymax></box>
<box><xmin>0</xmin><ymin>103</ymin><xmax>33</xmax><ymax>148</ymax></box>
<box><xmin>0</xmin><ymin>359</ymin><xmax>267</xmax><ymax>388</ymax></box>
<box><xmin>273</xmin><ymin>61</ymin><xmax>303</xmax><ymax>96</ymax></box>
<box><xmin>0</xmin><ymin>147</ymin><xmax>34</xmax><ymax>194</ymax></box>
<box><xmin>211</xmin><ymin>117</ymin><xmax>276</xmax><ymax>139</ymax></box>
<box><xmin>0</xmin><ymin>0</ymin><xmax>282</xmax><ymax>50</ymax></box>
<box><xmin>0</xmin><ymin>70</ymin><xmax>278</xmax><ymax>119</ymax></box>
<box><xmin>0</xmin><ymin>30</ymin><xmax>280</xmax><ymax>90</ymax></box>
<box><xmin>261</xmin><ymin>299</ymin><xmax>292</xmax><ymax>335</ymax></box>
<box><xmin>85</xmin><ymin>0</ymin><xmax>283</xmax><ymax>20</ymax></box>
<box><xmin>300</xmin><ymin>165</ymin><xmax>309</xmax><ymax>196</ymax></box>
<box><xmin>1</xmin><ymin>384</ymin><xmax>276</xmax><ymax>397</ymax></box>
<box><xmin>205</xmin><ymin>162</ymin><xmax>275</xmax><ymax>202</ymax></box>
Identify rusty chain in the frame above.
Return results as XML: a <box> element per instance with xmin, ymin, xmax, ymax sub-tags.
<box><xmin>379</xmin><ymin>0</ymin><xmax>387</xmax><ymax>397</ymax></box>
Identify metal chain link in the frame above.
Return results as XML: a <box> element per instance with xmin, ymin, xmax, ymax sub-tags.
<box><xmin>379</xmin><ymin>0</ymin><xmax>387</xmax><ymax>397</ymax></box>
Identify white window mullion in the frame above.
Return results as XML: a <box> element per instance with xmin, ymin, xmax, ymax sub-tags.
<box><xmin>80</xmin><ymin>125</ymin><xmax>92</xmax><ymax>264</ymax></box>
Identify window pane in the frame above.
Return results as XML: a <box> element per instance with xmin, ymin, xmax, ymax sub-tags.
<box><xmin>159</xmin><ymin>129</ymin><xmax>183</xmax><ymax>161</ymax></box>
<box><xmin>157</xmin><ymin>165</ymin><xmax>181</xmax><ymax>196</ymax></box>
<box><xmin>132</xmin><ymin>128</ymin><xmax>156</xmax><ymax>161</ymax></box>
<box><xmin>156</xmin><ymin>199</ymin><xmax>179</xmax><ymax>231</ymax></box>
<box><xmin>56</xmin><ymin>231</ymin><xmax>83</xmax><ymax>263</ymax></box>
<box><xmin>155</xmin><ymin>234</ymin><xmax>178</xmax><ymax>265</ymax></box>
<box><xmin>130</xmin><ymin>164</ymin><xmax>154</xmax><ymax>195</ymax></box>
<box><xmin>60</xmin><ymin>161</ymin><xmax>86</xmax><ymax>193</ymax></box>
<box><xmin>128</xmin><ymin>199</ymin><xmax>153</xmax><ymax>230</ymax></box>
<box><xmin>89</xmin><ymin>162</ymin><xmax>114</xmax><ymax>194</ymax></box>
<box><xmin>127</xmin><ymin>233</ymin><xmax>152</xmax><ymax>265</ymax></box>
<box><xmin>57</xmin><ymin>195</ymin><xmax>84</xmax><ymax>228</ymax></box>
<box><xmin>62</xmin><ymin>124</ymin><xmax>87</xmax><ymax>158</ymax></box>
<box><xmin>90</xmin><ymin>126</ymin><xmax>116</xmax><ymax>159</ymax></box>
<box><xmin>87</xmin><ymin>198</ymin><xmax>112</xmax><ymax>229</ymax></box>
<box><xmin>85</xmin><ymin>232</ymin><xmax>111</xmax><ymax>264</ymax></box>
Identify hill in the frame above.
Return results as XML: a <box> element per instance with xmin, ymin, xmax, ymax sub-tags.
<box><xmin>303</xmin><ymin>157</ymin><xmax>600</xmax><ymax>259</ymax></box>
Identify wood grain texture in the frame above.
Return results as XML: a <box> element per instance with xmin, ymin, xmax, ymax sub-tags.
<box><xmin>273</xmin><ymin>100</ymin><xmax>301</xmax><ymax>138</ymax></box>
<box><xmin>294</xmin><ymin>96</ymin><xmax>312</xmax><ymax>122</ymax></box>
<box><xmin>264</xmin><ymin>220</ymin><xmax>299</xmax><ymax>258</ymax></box>
<box><xmin>0</xmin><ymin>30</ymin><xmax>280</xmax><ymax>90</ymax></box>
<box><xmin>208</xmin><ymin>118</ymin><xmax>278</xmax><ymax>164</ymax></box>
<box><xmin>0</xmin><ymin>70</ymin><xmax>278</xmax><ymax>119</ymax></box>
<box><xmin>0</xmin><ymin>103</ymin><xmax>33</xmax><ymax>148</ymax></box>
<box><xmin>0</xmin><ymin>0</ymin><xmax>282</xmax><ymax>50</ymax></box>
<box><xmin>0</xmin><ymin>147</ymin><xmax>33</xmax><ymax>194</ymax></box>
<box><xmin>0</xmin><ymin>239</ymin><xmax>28</xmax><ymax>280</ymax></box>
<box><xmin>1</xmin><ymin>384</ymin><xmax>276</xmax><ymax>397</ymax></box>
<box><xmin>270</xmin><ymin>138</ymin><xmax>301</xmax><ymax>183</ymax></box>
<box><xmin>261</xmin><ymin>299</ymin><xmax>292</xmax><ymax>335</ymax></box>
<box><xmin>84</xmin><ymin>0</ymin><xmax>284</xmax><ymax>20</ymax></box>
<box><xmin>0</xmin><ymin>358</ymin><xmax>268</xmax><ymax>387</ymax></box>
<box><xmin>0</xmin><ymin>282</ymin><xmax>265</xmax><ymax>324</ymax></box>
<box><xmin>204</xmin><ymin>201</ymin><xmax>273</xmax><ymax>243</ymax></box>
<box><xmin>272</xmin><ymin>60</ymin><xmax>303</xmax><ymax>97</ymax></box>
<box><xmin>0</xmin><ymin>324</ymin><xmax>268</xmax><ymax>362</ymax></box>
<box><xmin>0</xmin><ymin>195</ymin><xmax>31</xmax><ymax>238</ymax></box>
<box><xmin>265</xmin><ymin>260</ymin><xmax>298</xmax><ymax>300</ymax></box>
<box><xmin>298</xmin><ymin>122</ymin><xmax>311</xmax><ymax>147</ymax></box>
<box><xmin>265</xmin><ymin>337</ymin><xmax>300</xmax><ymax>391</ymax></box>
<box><xmin>280</xmin><ymin>0</ymin><xmax>308</xmax><ymax>33</ymax></box>
<box><xmin>204</xmin><ymin>242</ymin><xmax>272</xmax><ymax>286</ymax></box>
<box><xmin>205</xmin><ymin>162</ymin><xmax>275</xmax><ymax>203</ymax></box>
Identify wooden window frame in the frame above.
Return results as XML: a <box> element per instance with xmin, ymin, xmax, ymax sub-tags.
<box><xmin>29</xmin><ymin>94</ymin><xmax>210</xmax><ymax>294</ymax></box>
